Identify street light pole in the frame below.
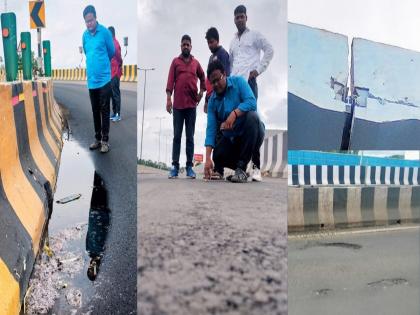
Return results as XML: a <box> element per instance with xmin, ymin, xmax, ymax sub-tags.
<box><xmin>78</xmin><ymin>46</ymin><xmax>83</xmax><ymax>68</ymax></box>
<box><xmin>138</xmin><ymin>67</ymin><xmax>155</xmax><ymax>161</ymax></box>
<box><xmin>164</xmin><ymin>134</ymin><xmax>169</xmax><ymax>167</ymax></box>
<box><xmin>155</xmin><ymin>116</ymin><xmax>166</xmax><ymax>165</ymax></box>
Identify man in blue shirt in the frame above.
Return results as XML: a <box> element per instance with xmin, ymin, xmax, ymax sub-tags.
<box><xmin>82</xmin><ymin>5</ymin><xmax>115</xmax><ymax>153</ymax></box>
<box><xmin>204</xmin><ymin>60</ymin><xmax>265</xmax><ymax>183</ymax></box>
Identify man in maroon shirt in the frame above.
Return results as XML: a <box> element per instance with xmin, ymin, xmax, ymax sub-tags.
<box><xmin>166</xmin><ymin>34</ymin><xmax>206</xmax><ymax>179</ymax></box>
<box><xmin>108</xmin><ymin>26</ymin><xmax>123</xmax><ymax>122</ymax></box>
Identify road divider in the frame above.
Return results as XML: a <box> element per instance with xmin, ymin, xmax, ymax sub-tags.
<box><xmin>288</xmin><ymin>151</ymin><xmax>420</xmax><ymax>231</ymax></box>
<box><xmin>289</xmin><ymin>185</ymin><xmax>420</xmax><ymax>232</ymax></box>
<box><xmin>288</xmin><ymin>151</ymin><xmax>420</xmax><ymax>186</ymax></box>
<box><xmin>0</xmin><ymin>78</ymin><xmax>63</xmax><ymax>314</ymax></box>
<box><xmin>260</xmin><ymin>130</ymin><xmax>287</xmax><ymax>178</ymax></box>
<box><xmin>52</xmin><ymin>64</ymin><xmax>137</xmax><ymax>82</ymax></box>
<box><xmin>220</xmin><ymin>129</ymin><xmax>287</xmax><ymax>178</ymax></box>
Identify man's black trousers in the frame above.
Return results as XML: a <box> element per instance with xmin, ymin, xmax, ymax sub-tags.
<box><xmin>89</xmin><ymin>82</ymin><xmax>112</xmax><ymax>142</ymax></box>
<box><xmin>172</xmin><ymin>107</ymin><xmax>196</xmax><ymax>168</ymax></box>
<box><xmin>213</xmin><ymin>111</ymin><xmax>265</xmax><ymax>173</ymax></box>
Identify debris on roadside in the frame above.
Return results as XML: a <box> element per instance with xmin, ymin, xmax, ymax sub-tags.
<box><xmin>25</xmin><ymin>224</ymin><xmax>88</xmax><ymax>314</ymax></box>
<box><xmin>66</xmin><ymin>289</ymin><xmax>83</xmax><ymax>308</ymax></box>
<box><xmin>43</xmin><ymin>244</ymin><xmax>54</xmax><ymax>257</ymax></box>
<box><xmin>56</xmin><ymin>193</ymin><xmax>82</xmax><ymax>204</ymax></box>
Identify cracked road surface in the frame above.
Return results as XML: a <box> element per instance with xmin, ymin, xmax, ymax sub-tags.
<box><xmin>289</xmin><ymin>227</ymin><xmax>420</xmax><ymax>315</ymax></box>
<box><xmin>138</xmin><ymin>166</ymin><xmax>287</xmax><ymax>315</ymax></box>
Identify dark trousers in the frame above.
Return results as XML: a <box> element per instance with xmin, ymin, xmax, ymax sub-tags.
<box><xmin>248</xmin><ymin>77</ymin><xmax>258</xmax><ymax>100</ymax></box>
<box><xmin>110</xmin><ymin>76</ymin><xmax>121</xmax><ymax>115</ymax></box>
<box><xmin>89</xmin><ymin>82</ymin><xmax>111</xmax><ymax>142</ymax></box>
<box><xmin>172</xmin><ymin>107</ymin><xmax>196</xmax><ymax>168</ymax></box>
<box><xmin>213</xmin><ymin>111</ymin><xmax>264</xmax><ymax>173</ymax></box>
<box><xmin>248</xmin><ymin>77</ymin><xmax>261</xmax><ymax>168</ymax></box>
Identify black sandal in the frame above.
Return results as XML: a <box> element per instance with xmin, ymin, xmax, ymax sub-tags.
<box><xmin>210</xmin><ymin>171</ymin><xmax>224</xmax><ymax>180</ymax></box>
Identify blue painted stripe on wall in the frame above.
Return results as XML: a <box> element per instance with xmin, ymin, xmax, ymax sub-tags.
<box><xmin>288</xmin><ymin>150</ymin><xmax>420</xmax><ymax>167</ymax></box>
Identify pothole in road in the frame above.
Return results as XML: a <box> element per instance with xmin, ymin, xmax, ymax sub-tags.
<box><xmin>313</xmin><ymin>288</ymin><xmax>333</xmax><ymax>297</ymax></box>
<box><xmin>367</xmin><ymin>278</ymin><xmax>409</xmax><ymax>289</ymax></box>
<box><xmin>25</xmin><ymin>138</ymin><xmax>111</xmax><ymax>315</ymax></box>
<box><xmin>301</xmin><ymin>241</ymin><xmax>362</xmax><ymax>250</ymax></box>
<box><xmin>320</xmin><ymin>242</ymin><xmax>362</xmax><ymax>250</ymax></box>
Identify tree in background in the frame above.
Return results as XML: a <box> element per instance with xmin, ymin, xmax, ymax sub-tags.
<box><xmin>137</xmin><ymin>158</ymin><xmax>170</xmax><ymax>170</ymax></box>
<box><xmin>18</xmin><ymin>50</ymin><xmax>43</xmax><ymax>77</ymax></box>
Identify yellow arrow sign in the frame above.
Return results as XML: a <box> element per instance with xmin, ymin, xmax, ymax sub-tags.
<box><xmin>29</xmin><ymin>1</ymin><xmax>46</xmax><ymax>29</ymax></box>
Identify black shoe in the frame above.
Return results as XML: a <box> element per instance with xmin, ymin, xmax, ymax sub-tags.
<box><xmin>87</xmin><ymin>256</ymin><xmax>101</xmax><ymax>281</ymax></box>
<box><xmin>230</xmin><ymin>168</ymin><xmax>248</xmax><ymax>183</ymax></box>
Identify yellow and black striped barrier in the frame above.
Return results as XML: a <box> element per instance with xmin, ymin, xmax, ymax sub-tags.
<box><xmin>121</xmin><ymin>64</ymin><xmax>137</xmax><ymax>82</ymax></box>
<box><xmin>52</xmin><ymin>65</ymin><xmax>137</xmax><ymax>82</ymax></box>
<box><xmin>0</xmin><ymin>78</ymin><xmax>63</xmax><ymax>314</ymax></box>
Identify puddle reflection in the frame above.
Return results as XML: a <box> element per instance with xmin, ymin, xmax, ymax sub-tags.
<box><xmin>86</xmin><ymin>172</ymin><xmax>110</xmax><ymax>281</ymax></box>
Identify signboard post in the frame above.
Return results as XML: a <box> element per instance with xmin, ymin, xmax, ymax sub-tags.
<box><xmin>29</xmin><ymin>1</ymin><xmax>45</xmax><ymax>75</ymax></box>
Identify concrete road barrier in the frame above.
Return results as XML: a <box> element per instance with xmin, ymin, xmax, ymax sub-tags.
<box><xmin>288</xmin><ymin>23</ymin><xmax>350</xmax><ymax>150</ymax></box>
<box><xmin>260</xmin><ymin>130</ymin><xmax>288</xmax><ymax>178</ymax></box>
<box><xmin>52</xmin><ymin>64</ymin><xmax>138</xmax><ymax>82</ymax></box>
<box><xmin>289</xmin><ymin>23</ymin><xmax>420</xmax><ymax>150</ymax></box>
<box><xmin>288</xmin><ymin>151</ymin><xmax>420</xmax><ymax>231</ymax></box>
<box><xmin>220</xmin><ymin>129</ymin><xmax>287</xmax><ymax>178</ymax></box>
<box><xmin>0</xmin><ymin>79</ymin><xmax>63</xmax><ymax>314</ymax></box>
<box><xmin>350</xmin><ymin>38</ymin><xmax>420</xmax><ymax>149</ymax></box>
<box><xmin>289</xmin><ymin>185</ymin><xmax>420</xmax><ymax>232</ymax></box>
<box><xmin>289</xmin><ymin>164</ymin><xmax>420</xmax><ymax>186</ymax></box>
<box><xmin>288</xmin><ymin>151</ymin><xmax>420</xmax><ymax>186</ymax></box>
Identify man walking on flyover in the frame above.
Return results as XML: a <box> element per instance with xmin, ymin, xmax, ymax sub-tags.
<box><xmin>166</xmin><ymin>34</ymin><xmax>206</xmax><ymax>179</ymax></box>
<box><xmin>204</xmin><ymin>60</ymin><xmax>264</xmax><ymax>183</ymax></box>
<box><xmin>108</xmin><ymin>26</ymin><xmax>123</xmax><ymax>122</ymax></box>
<box><xmin>82</xmin><ymin>5</ymin><xmax>115</xmax><ymax>153</ymax></box>
<box><xmin>230</xmin><ymin>4</ymin><xmax>273</xmax><ymax>181</ymax></box>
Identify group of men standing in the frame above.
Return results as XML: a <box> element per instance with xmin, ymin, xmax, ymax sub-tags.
<box><xmin>166</xmin><ymin>5</ymin><xmax>274</xmax><ymax>183</ymax></box>
<box><xmin>82</xmin><ymin>5</ymin><xmax>123</xmax><ymax>154</ymax></box>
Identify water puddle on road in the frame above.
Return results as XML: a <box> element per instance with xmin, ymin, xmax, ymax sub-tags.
<box><xmin>25</xmin><ymin>138</ymin><xmax>111</xmax><ymax>315</ymax></box>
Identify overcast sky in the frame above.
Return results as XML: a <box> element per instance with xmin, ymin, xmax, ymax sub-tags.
<box><xmin>0</xmin><ymin>0</ymin><xmax>137</xmax><ymax>68</ymax></box>
<box><xmin>288</xmin><ymin>0</ymin><xmax>420</xmax><ymax>52</ymax></box>
<box><xmin>137</xmin><ymin>0</ymin><xmax>287</xmax><ymax>165</ymax></box>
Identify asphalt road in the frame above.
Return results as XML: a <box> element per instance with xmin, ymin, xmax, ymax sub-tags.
<box><xmin>53</xmin><ymin>82</ymin><xmax>137</xmax><ymax>314</ymax></box>
<box><xmin>138</xmin><ymin>166</ymin><xmax>288</xmax><ymax>315</ymax></box>
<box><xmin>288</xmin><ymin>227</ymin><xmax>420</xmax><ymax>315</ymax></box>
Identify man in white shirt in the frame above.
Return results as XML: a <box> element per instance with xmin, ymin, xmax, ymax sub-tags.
<box><xmin>229</xmin><ymin>4</ymin><xmax>274</xmax><ymax>181</ymax></box>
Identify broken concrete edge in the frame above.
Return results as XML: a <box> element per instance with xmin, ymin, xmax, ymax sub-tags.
<box><xmin>289</xmin><ymin>22</ymin><xmax>420</xmax><ymax>150</ymax></box>
<box><xmin>288</xmin><ymin>185</ymin><xmax>420</xmax><ymax>233</ymax></box>
<box><xmin>0</xmin><ymin>78</ymin><xmax>64</xmax><ymax>315</ymax></box>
